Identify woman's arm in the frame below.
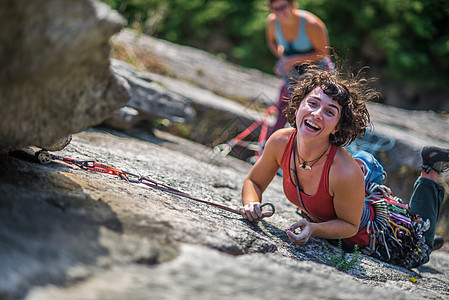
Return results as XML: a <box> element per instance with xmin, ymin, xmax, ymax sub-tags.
<box><xmin>266</xmin><ymin>15</ymin><xmax>282</xmax><ymax>58</ymax></box>
<box><xmin>240</xmin><ymin>129</ymin><xmax>289</xmax><ymax>221</ymax></box>
<box><xmin>286</xmin><ymin>150</ymin><xmax>365</xmax><ymax>243</ymax></box>
<box><xmin>306</xmin><ymin>13</ymin><xmax>330</xmax><ymax>59</ymax></box>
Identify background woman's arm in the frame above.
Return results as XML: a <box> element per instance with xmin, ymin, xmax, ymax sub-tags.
<box><xmin>266</xmin><ymin>16</ymin><xmax>283</xmax><ymax>59</ymax></box>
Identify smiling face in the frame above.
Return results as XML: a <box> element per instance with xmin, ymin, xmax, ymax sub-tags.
<box><xmin>286</xmin><ymin>67</ymin><xmax>373</xmax><ymax>146</ymax></box>
<box><xmin>295</xmin><ymin>87</ymin><xmax>342</xmax><ymax>141</ymax></box>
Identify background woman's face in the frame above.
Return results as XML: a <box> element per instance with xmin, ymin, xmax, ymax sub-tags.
<box><xmin>270</xmin><ymin>0</ymin><xmax>291</xmax><ymax>16</ymax></box>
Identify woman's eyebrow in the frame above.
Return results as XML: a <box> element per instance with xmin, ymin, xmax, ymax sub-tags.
<box><xmin>329</xmin><ymin>104</ymin><xmax>340</xmax><ymax>112</ymax></box>
<box><xmin>309</xmin><ymin>96</ymin><xmax>340</xmax><ymax>112</ymax></box>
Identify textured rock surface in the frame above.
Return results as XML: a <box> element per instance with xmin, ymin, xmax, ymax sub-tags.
<box><xmin>112</xmin><ymin>29</ymin><xmax>279</xmax><ymax>105</ymax></box>
<box><xmin>1</xmin><ymin>10</ymin><xmax>448</xmax><ymax>299</ymax></box>
<box><xmin>110</xmin><ymin>59</ymin><xmax>195</xmax><ymax>129</ymax></box>
<box><xmin>108</xmin><ymin>59</ymin><xmax>269</xmax><ymax>152</ymax></box>
<box><xmin>0</xmin><ymin>129</ymin><xmax>448</xmax><ymax>299</ymax></box>
<box><xmin>0</xmin><ymin>0</ymin><xmax>130</xmax><ymax>152</ymax></box>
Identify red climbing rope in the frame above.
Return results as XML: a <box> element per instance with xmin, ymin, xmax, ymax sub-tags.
<box><xmin>33</xmin><ymin>151</ymin><xmax>275</xmax><ymax>218</ymax></box>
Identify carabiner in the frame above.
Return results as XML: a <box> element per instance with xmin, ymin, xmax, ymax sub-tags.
<box><xmin>121</xmin><ymin>171</ymin><xmax>142</xmax><ymax>183</ymax></box>
<box><xmin>261</xmin><ymin>202</ymin><xmax>275</xmax><ymax>217</ymax></box>
<box><xmin>213</xmin><ymin>144</ymin><xmax>232</xmax><ymax>157</ymax></box>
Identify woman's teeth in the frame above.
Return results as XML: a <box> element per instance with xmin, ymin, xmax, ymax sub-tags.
<box><xmin>305</xmin><ymin>120</ymin><xmax>320</xmax><ymax>131</ymax></box>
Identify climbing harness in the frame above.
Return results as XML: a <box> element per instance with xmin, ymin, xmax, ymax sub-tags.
<box><xmin>214</xmin><ymin>105</ymin><xmax>277</xmax><ymax>161</ymax></box>
<box><xmin>22</xmin><ymin>149</ymin><xmax>275</xmax><ymax>218</ymax></box>
<box><xmin>363</xmin><ymin>182</ymin><xmax>430</xmax><ymax>269</ymax></box>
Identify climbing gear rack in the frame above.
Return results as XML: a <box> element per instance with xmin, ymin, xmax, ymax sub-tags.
<box><xmin>363</xmin><ymin>183</ymin><xmax>429</xmax><ymax>269</ymax></box>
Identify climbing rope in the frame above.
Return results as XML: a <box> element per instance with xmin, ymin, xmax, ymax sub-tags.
<box><xmin>32</xmin><ymin>150</ymin><xmax>275</xmax><ymax>218</ymax></box>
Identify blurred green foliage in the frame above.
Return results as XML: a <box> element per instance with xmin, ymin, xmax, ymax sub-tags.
<box><xmin>102</xmin><ymin>0</ymin><xmax>449</xmax><ymax>90</ymax></box>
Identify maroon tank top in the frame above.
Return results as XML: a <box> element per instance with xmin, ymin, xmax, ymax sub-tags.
<box><xmin>280</xmin><ymin>129</ymin><xmax>373</xmax><ymax>247</ymax></box>
<box><xmin>280</xmin><ymin>130</ymin><xmax>338</xmax><ymax>222</ymax></box>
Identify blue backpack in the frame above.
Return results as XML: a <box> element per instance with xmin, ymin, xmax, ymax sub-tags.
<box><xmin>352</xmin><ymin>150</ymin><xmax>386</xmax><ymax>187</ymax></box>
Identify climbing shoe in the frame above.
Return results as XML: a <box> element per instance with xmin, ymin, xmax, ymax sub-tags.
<box><xmin>433</xmin><ymin>236</ymin><xmax>444</xmax><ymax>251</ymax></box>
<box><xmin>421</xmin><ymin>146</ymin><xmax>449</xmax><ymax>174</ymax></box>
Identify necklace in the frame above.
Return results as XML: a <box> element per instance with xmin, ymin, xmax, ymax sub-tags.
<box><xmin>294</xmin><ymin>141</ymin><xmax>331</xmax><ymax>171</ymax></box>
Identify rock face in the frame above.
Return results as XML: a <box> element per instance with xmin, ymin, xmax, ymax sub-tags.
<box><xmin>112</xmin><ymin>29</ymin><xmax>280</xmax><ymax>105</ymax></box>
<box><xmin>1</xmin><ymin>129</ymin><xmax>448</xmax><ymax>299</ymax></box>
<box><xmin>108</xmin><ymin>59</ymin><xmax>195</xmax><ymax>130</ymax></box>
<box><xmin>108</xmin><ymin>59</ymin><xmax>270</xmax><ymax>156</ymax></box>
<box><xmin>0</xmin><ymin>0</ymin><xmax>130</xmax><ymax>152</ymax></box>
<box><xmin>1</xmin><ymin>7</ymin><xmax>449</xmax><ymax>299</ymax></box>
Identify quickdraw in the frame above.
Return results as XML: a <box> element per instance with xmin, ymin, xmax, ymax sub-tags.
<box><xmin>33</xmin><ymin>150</ymin><xmax>275</xmax><ymax>218</ymax></box>
<box><xmin>214</xmin><ymin>105</ymin><xmax>277</xmax><ymax>160</ymax></box>
<box><xmin>362</xmin><ymin>182</ymin><xmax>430</xmax><ymax>269</ymax></box>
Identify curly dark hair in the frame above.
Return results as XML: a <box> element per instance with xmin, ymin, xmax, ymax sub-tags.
<box><xmin>285</xmin><ymin>65</ymin><xmax>378</xmax><ymax>147</ymax></box>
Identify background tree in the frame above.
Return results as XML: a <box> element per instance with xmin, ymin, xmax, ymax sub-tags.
<box><xmin>102</xmin><ymin>0</ymin><xmax>449</xmax><ymax>90</ymax></box>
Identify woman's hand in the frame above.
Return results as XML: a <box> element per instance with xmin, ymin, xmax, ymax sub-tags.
<box><xmin>285</xmin><ymin>219</ymin><xmax>313</xmax><ymax>244</ymax></box>
<box><xmin>274</xmin><ymin>63</ymin><xmax>282</xmax><ymax>76</ymax></box>
<box><xmin>239</xmin><ymin>202</ymin><xmax>264</xmax><ymax>222</ymax></box>
<box><xmin>280</xmin><ymin>56</ymin><xmax>294</xmax><ymax>75</ymax></box>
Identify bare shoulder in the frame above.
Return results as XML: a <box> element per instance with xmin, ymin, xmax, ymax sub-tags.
<box><xmin>302</xmin><ymin>10</ymin><xmax>326</xmax><ymax>28</ymax></box>
<box><xmin>264</xmin><ymin>128</ymin><xmax>294</xmax><ymax>162</ymax></box>
<box><xmin>330</xmin><ymin>147</ymin><xmax>364</xmax><ymax>187</ymax></box>
<box><xmin>267</xmin><ymin>13</ymin><xmax>277</xmax><ymax>25</ymax></box>
<box><xmin>266</xmin><ymin>128</ymin><xmax>293</xmax><ymax>146</ymax></box>
<box><xmin>266</xmin><ymin>14</ymin><xmax>277</xmax><ymax>35</ymax></box>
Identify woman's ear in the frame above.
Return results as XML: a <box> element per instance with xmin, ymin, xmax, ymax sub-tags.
<box><xmin>331</xmin><ymin>125</ymin><xmax>339</xmax><ymax>135</ymax></box>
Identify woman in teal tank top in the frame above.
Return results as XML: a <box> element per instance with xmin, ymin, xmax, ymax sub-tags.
<box><xmin>266</xmin><ymin>0</ymin><xmax>332</xmax><ymax>137</ymax></box>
